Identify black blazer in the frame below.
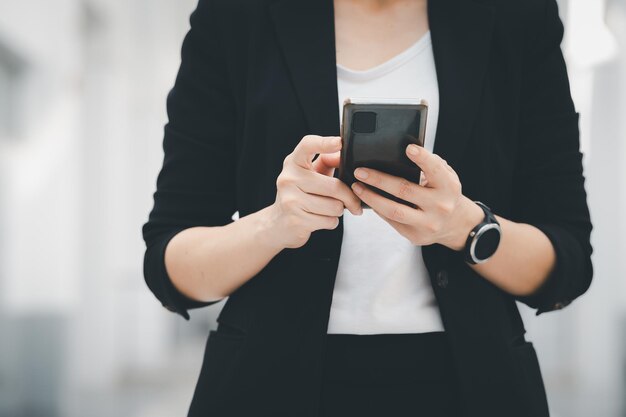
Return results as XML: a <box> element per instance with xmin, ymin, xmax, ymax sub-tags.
<box><xmin>142</xmin><ymin>0</ymin><xmax>594</xmax><ymax>416</ymax></box>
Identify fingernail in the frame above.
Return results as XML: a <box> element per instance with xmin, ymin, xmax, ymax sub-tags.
<box><xmin>354</xmin><ymin>168</ymin><xmax>368</xmax><ymax>179</ymax></box>
<box><xmin>407</xmin><ymin>144</ymin><xmax>420</xmax><ymax>155</ymax></box>
<box><xmin>352</xmin><ymin>182</ymin><xmax>363</xmax><ymax>195</ymax></box>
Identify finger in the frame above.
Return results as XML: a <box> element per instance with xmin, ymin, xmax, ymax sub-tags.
<box><xmin>445</xmin><ymin>163</ymin><xmax>457</xmax><ymax>177</ymax></box>
<box><xmin>377</xmin><ymin>213</ymin><xmax>415</xmax><ymax>239</ymax></box>
<box><xmin>298</xmin><ymin>170</ymin><xmax>363</xmax><ymax>215</ymax></box>
<box><xmin>292</xmin><ymin>135</ymin><xmax>342</xmax><ymax>169</ymax></box>
<box><xmin>405</xmin><ymin>144</ymin><xmax>452</xmax><ymax>189</ymax></box>
<box><xmin>351</xmin><ymin>181</ymin><xmax>425</xmax><ymax>225</ymax></box>
<box><xmin>299</xmin><ymin>192</ymin><xmax>346</xmax><ymax>217</ymax></box>
<box><xmin>438</xmin><ymin>157</ymin><xmax>455</xmax><ymax>174</ymax></box>
<box><xmin>299</xmin><ymin>209</ymin><xmax>341</xmax><ymax>231</ymax></box>
<box><xmin>352</xmin><ymin>167</ymin><xmax>433</xmax><ymax>208</ymax></box>
<box><xmin>312</xmin><ymin>151</ymin><xmax>341</xmax><ymax>176</ymax></box>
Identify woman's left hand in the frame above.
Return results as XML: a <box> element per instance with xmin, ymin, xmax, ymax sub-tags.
<box><xmin>351</xmin><ymin>144</ymin><xmax>484</xmax><ymax>251</ymax></box>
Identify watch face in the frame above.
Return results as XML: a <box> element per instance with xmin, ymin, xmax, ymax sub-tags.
<box><xmin>473</xmin><ymin>225</ymin><xmax>501</xmax><ymax>261</ymax></box>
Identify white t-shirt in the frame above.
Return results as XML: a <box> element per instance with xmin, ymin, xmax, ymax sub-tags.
<box><xmin>327</xmin><ymin>31</ymin><xmax>445</xmax><ymax>335</ymax></box>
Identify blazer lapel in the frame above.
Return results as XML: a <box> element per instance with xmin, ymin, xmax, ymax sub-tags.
<box><xmin>269</xmin><ymin>0</ymin><xmax>340</xmax><ymax>139</ymax></box>
<box><xmin>428</xmin><ymin>0</ymin><xmax>495</xmax><ymax>169</ymax></box>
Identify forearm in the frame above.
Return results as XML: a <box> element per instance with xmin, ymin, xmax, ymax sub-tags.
<box><xmin>470</xmin><ymin>215</ymin><xmax>557</xmax><ymax>296</ymax></box>
<box><xmin>447</xmin><ymin>197</ymin><xmax>557</xmax><ymax>297</ymax></box>
<box><xmin>164</xmin><ymin>205</ymin><xmax>283</xmax><ymax>303</ymax></box>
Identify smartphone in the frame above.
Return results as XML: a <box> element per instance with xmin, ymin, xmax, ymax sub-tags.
<box><xmin>338</xmin><ymin>97</ymin><xmax>428</xmax><ymax>209</ymax></box>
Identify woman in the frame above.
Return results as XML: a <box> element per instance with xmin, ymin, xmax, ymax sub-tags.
<box><xmin>142</xmin><ymin>0</ymin><xmax>593</xmax><ymax>416</ymax></box>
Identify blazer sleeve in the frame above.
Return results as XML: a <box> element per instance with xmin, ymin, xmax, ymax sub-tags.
<box><xmin>509</xmin><ymin>0</ymin><xmax>594</xmax><ymax>316</ymax></box>
<box><xmin>142</xmin><ymin>0</ymin><xmax>237</xmax><ymax>320</ymax></box>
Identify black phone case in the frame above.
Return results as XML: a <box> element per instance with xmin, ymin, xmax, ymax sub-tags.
<box><xmin>338</xmin><ymin>101</ymin><xmax>428</xmax><ymax>209</ymax></box>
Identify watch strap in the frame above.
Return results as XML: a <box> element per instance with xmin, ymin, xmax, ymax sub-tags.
<box><xmin>463</xmin><ymin>201</ymin><xmax>500</xmax><ymax>264</ymax></box>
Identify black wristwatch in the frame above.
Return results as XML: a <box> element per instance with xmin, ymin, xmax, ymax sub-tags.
<box><xmin>463</xmin><ymin>201</ymin><xmax>502</xmax><ymax>264</ymax></box>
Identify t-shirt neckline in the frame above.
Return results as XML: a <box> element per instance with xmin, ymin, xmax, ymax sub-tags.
<box><xmin>337</xmin><ymin>31</ymin><xmax>431</xmax><ymax>82</ymax></box>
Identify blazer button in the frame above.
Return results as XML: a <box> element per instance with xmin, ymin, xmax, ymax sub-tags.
<box><xmin>436</xmin><ymin>269</ymin><xmax>449</xmax><ymax>288</ymax></box>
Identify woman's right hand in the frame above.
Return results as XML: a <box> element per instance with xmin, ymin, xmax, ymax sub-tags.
<box><xmin>263</xmin><ymin>135</ymin><xmax>363</xmax><ymax>250</ymax></box>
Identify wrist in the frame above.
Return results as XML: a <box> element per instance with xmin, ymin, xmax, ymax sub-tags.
<box><xmin>253</xmin><ymin>204</ymin><xmax>286</xmax><ymax>253</ymax></box>
<box><xmin>445</xmin><ymin>196</ymin><xmax>484</xmax><ymax>251</ymax></box>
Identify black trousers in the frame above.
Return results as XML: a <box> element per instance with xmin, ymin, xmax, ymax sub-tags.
<box><xmin>319</xmin><ymin>332</ymin><xmax>463</xmax><ymax>417</ymax></box>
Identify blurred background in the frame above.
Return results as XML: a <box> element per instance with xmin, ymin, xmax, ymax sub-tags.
<box><xmin>0</xmin><ymin>0</ymin><xmax>624</xmax><ymax>416</ymax></box>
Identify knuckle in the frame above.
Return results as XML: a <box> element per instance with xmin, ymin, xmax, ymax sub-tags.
<box><xmin>390</xmin><ymin>206</ymin><xmax>405</xmax><ymax>222</ymax></box>
<box><xmin>326</xmin><ymin>178</ymin><xmax>338</xmax><ymax>192</ymax></box>
<box><xmin>329</xmin><ymin>178</ymin><xmax>344</xmax><ymax>194</ymax></box>
<box><xmin>427</xmin><ymin>219</ymin><xmax>441</xmax><ymax>233</ymax></box>
<box><xmin>282</xmin><ymin>154</ymin><xmax>292</xmax><ymax>167</ymax></box>
<box><xmin>398</xmin><ymin>179</ymin><xmax>413</xmax><ymax>199</ymax></box>
<box><xmin>276</xmin><ymin>173</ymin><xmax>294</xmax><ymax>189</ymax></box>
<box><xmin>436</xmin><ymin>200</ymin><xmax>454</xmax><ymax>214</ymax></box>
